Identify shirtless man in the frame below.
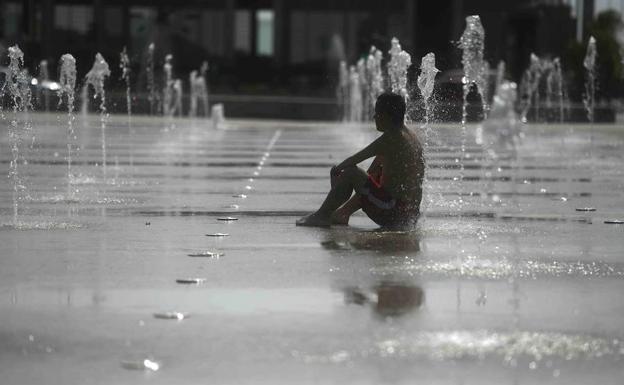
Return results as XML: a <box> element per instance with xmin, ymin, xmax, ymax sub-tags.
<box><xmin>297</xmin><ymin>92</ymin><xmax>424</xmax><ymax>228</ymax></box>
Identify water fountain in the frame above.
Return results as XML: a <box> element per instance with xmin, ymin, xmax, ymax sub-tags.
<box><xmin>163</xmin><ymin>54</ymin><xmax>174</xmax><ymax>117</ymax></box>
<box><xmin>417</xmin><ymin>52</ymin><xmax>440</xmax><ymax>211</ymax></box>
<box><xmin>85</xmin><ymin>53</ymin><xmax>111</xmax><ymax>180</ymax></box>
<box><xmin>200</xmin><ymin>61</ymin><xmax>210</xmax><ymax>115</ymax></box>
<box><xmin>120</xmin><ymin>47</ymin><xmax>132</xmax><ymax>116</ymax></box>
<box><xmin>348</xmin><ymin>65</ymin><xmax>362</xmax><ymax>122</ymax></box>
<box><xmin>387</xmin><ymin>38</ymin><xmax>412</xmax><ymax>103</ymax></box>
<box><xmin>459</xmin><ymin>15</ymin><xmax>487</xmax><ymax>124</ymax></box>
<box><xmin>173</xmin><ymin>79</ymin><xmax>183</xmax><ymax>116</ymax></box>
<box><xmin>146</xmin><ymin>43</ymin><xmax>156</xmax><ymax>115</ymax></box>
<box><xmin>38</xmin><ymin>60</ymin><xmax>50</xmax><ymax>111</ymax></box>
<box><xmin>357</xmin><ymin>58</ymin><xmax>368</xmax><ymax>120</ymax></box>
<box><xmin>6</xmin><ymin>45</ymin><xmax>32</xmax><ymax>226</ymax></box>
<box><xmin>583</xmin><ymin>36</ymin><xmax>597</xmax><ymax>125</ymax></box>
<box><xmin>366</xmin><ymin>47</ymin><xmax>384</xmax><ymax>116</ymax></box>
<box><xmin>188</xmin><ymin>64</ymin><xmax>210</xmax><ymax>118</ymax></box>
<box><xmin>457</xmin><ymin>15</ymin><xmax>487</xmax><ymax>213</ymax></box>
<box><xmin>189</xmin><ymin>70</ymin><xmax>199</xmax><ymax>117</ymax></box>
<box><xmin>550</xmin><ymin>58</ymin><xmax>566</xmax><ymax>123</ymax></box>
<box><xmin>338</xmin><ymin>61</ymin><xmax>349</xmax><ymax>121</ymax></box>
<box><xmin>417</xmin><ymin>53</ymin><xmax>439</xmax><ymax>127</ymax></box>
<box><xmin>57</xmin><ymin>54</ymin><xmax>77</xmax><ymax>200</ymax></box>
<box><xmin>119</xmin><ymin>47</ymin><xmax>133</xmax><ymax>171</ymax></box>
<box><xmin>520</xmin><ymin>53</ymin><xmax>542</xmax><ymax>123</ymax></box>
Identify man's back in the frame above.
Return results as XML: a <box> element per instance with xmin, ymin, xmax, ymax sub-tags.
<box><xmin>378</xmin><ymin>127</ymin><xmax>424</xmax><ymax>208</ymax></box>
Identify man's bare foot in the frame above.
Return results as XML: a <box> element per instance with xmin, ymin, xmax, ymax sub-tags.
<box><xmin>296</xmin><ymin>212</ymin><xmax>331</xmax><ymax>227</ymax></box>
<box><xmin>330</xmin><ymin>210</ymin><xmax>350</xmax><ymax>226</ymax></box>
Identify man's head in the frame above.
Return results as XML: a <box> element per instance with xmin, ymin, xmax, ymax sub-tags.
<box><xmin>374</xmin><ymin>92</ymin><xmax>406</xmax><ymax>132</ymax></box>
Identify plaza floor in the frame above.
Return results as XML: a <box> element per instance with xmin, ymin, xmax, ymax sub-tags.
<box><xmin>1</xmin><ymin>113</ymin><xmax>623</xmax><ymax>384</ymax></box>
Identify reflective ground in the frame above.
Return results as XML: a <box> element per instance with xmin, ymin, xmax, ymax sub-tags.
<box><xmin>1</xmin><ymin>113</ymin><xmax>623</xmax><ymax>384</ymax></box>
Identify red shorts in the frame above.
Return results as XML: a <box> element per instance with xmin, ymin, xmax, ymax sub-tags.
<box><xmin>359</xmin><ymin>175</ymin><xmax>418</xmax><ymax>227</ymax></box>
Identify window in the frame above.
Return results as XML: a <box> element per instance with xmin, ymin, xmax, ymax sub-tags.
<box><xmin>256</xmin><ymin>9</ymin><xmax>274</xmax><ymax>56</ymax></box>
<box><xmin>54</xmin><ymin>5</ymin><xmax>93</xmax><ymax>35</ymax></box>
<box><xmin>235</xmin><ymin>10</ymin><xmax>251</xmax><ymax>54</ymax></box>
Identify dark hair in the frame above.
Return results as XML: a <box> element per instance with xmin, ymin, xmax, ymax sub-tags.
<box><xmin>375</xmin><ymin>92</ymin><xmax>406</xmax><ymax>127</ymax></box>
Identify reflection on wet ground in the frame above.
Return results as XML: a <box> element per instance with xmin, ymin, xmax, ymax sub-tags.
<box><xmin>0</xmin><ymin>114</ymin><xmax>624</xmax><ymax>384</ymax></box>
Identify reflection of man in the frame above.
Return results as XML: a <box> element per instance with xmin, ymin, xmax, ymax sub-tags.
<box><xmin>344</xmin><ymin>282</ymin><xmax>424</xmax><ymax>318</ymax></box>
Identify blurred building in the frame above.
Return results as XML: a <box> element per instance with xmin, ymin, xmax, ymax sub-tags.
<box><xmin>0</xmin><ymin>0</ymin><xmax>590</xmax><ymax>97</ymax></box>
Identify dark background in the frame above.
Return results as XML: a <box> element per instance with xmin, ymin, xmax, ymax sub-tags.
<box><xmin>1</xmin><ymin>0</ymin><xmax>622</xmax><ymax>120</ymax></box>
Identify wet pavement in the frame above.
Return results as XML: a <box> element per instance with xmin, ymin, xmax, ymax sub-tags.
<box><xmin>1</xmin><ymin>113</ymin><xmax>624</xmax><ymax>384</ymax></box>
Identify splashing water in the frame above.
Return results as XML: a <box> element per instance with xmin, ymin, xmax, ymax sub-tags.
<box><xmin>550</xmin><ymin>58</ymin><xmax>566</xmax><ymax>123</ymax></box>
<box><xmin>337</xmin><ymin>61</ymin><xmax>349</xmax><ymax>121</ymax></box>
<box><xmin>457</xmin><ymin>15</ymin><xmax>486</xmax><ymax>214</ymax></box>
<box><xmin>120</xmin><ymin>47</ymin><xmax>132</xmax><ymax>116</ymax></box>
<box><xmin>189</xmin><ymin>70</ymin><xmax>198</xmax><ymax>118</ymax></box>
<box><xmin>366</xmin><ymin>47</ymin><xmax>384</xmax><ymax>116</ymax></box>
<box><xmin>173</xmin><ymin>79</ymin><xmax>183</xmax><ymax>116</ymax></box>
<box><xmin>459</xmin><ymin>15</ymin><xmax>487</xmax><ymax>124</ymax></box>
<box><xmin>348</xmin><ymin>65</ymin><xmax>362</xmax><ymax>122</ymax></box>
<box><xmin>417</xmin><ymin>53</ymin><xmax>440</xmax><ymax>127</ymax></box>
<box><xmin>417</xmin><ymin>52</ymin><xmax>440</xmax><ymax>211</ymax></box>
<box><xmin>520</xmin><ymin>53</ymin><xmax>543</xmax><ymax>123</ymax></box>
<box><xmin>163</xmin><ymin>54</ymin><xmax>174</xmax><ymax>117</ymax></box>
<box><xmin>6</xmin><ymin>45</ymin><xmax>33</xmax><ymax>225</ymax></box>
<box><xmin>146</xmin><ymin>43</ymin><xmax>156</xmax><ymax>115</ymax></box>
<box><xmin>484</xmin><ymin>81</ymin><xmax>519</xmax><ymax>149</ymax></box>
<box><xmin>58</xmin><ymin>54</ymin><xmax>77</xmax><ymax>199</ymax></box>
<box><xmin>357</xmin><ymin>58</ymin><xmax>368</xmax><ymax>120</ymax></box>
<box><xmin>200</xmin><ymin>61</ymin><xmax>210</xmax><ymax>116</ymax></box>
<box><xmin>85</xmin><ymin>53</ymin><xmax>111</xmax><ymax>180</ymax></box>
<box><xmin>583</xmin><ymin>36</ymin><xmax>597</xmax><ymax>125</ymax></box>
<box><xmin>387</xmin><ymin>37</ymin><xmax>412</xmax><ymax>102</ymax></box>
<box><xmin>119</xmin><ymin>47</ymin><xmax>133</xmax><ymax>171</ymax></box>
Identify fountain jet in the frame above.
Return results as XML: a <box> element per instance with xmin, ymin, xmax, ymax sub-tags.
<box><xmin>6</xmin><ymin>45</ymin><xmax>32</xmax><ymax>225</ymax></box>
<box><xmin>366</xmin><ymin>47</ymin><xmax>384</xmax><ymax>117</ymax></box>
<box><xmin>120</xmin><ymin>47</ymin><xmax>134</xmax><ymax>171</ymax></box>
<box><xmin>57</xmin><ymin>54</ymin><xmax>77</xmax><ymax>200</ymax></box>
<box><xmin>583</xmin><ymin>36</ymin><xmax>597</xmax><ymax>124</ymax></box>
<box><xmin>417</xmin><ymin>53</ymin><xmax>439</xmax><ymax>127</ymax></box>
<box><xmin>388</xmin><ymin>38</ymin><xmax>412</xmax><ymax>103</ymax></box>
<box><xmin>163</xmin><ymin>54</ymin><xmax>174</xmax><ymax>117</ymax></box>
<box><xmin>459</xmin><ymin>15</ymin><xmax>487</xmax><ymax>124</ymax></box>
<box><xmin>147</xmin><ymin>43</ymin><xmax>156</xmax><ymax>115</ymax></box>
<box><xmin>85</xmin><ymin>53</ymin><xmax>111</xmax><ymax>180</ymax></box>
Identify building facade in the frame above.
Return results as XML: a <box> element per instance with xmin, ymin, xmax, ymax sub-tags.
<box><xmin>1</xmin><ymin>0</ymin><xmax>590</xmax><ymax>96</ymax></box>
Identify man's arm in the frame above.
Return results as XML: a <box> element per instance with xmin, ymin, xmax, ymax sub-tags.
<box><xmin>334</xmin><ymin>135</ymin><xmax>385</xmax><ymax>172</ymax></box>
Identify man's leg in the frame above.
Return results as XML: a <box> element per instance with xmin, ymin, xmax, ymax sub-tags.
<box><xmin>297</xmin><ymin>166</ymin><xmax>368</xmax><ymax>227</ymax></box>
<box><xmin>331</xmin><ymin>195</ymin><xmax>361</xmax><ymax>225</ymax></box>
